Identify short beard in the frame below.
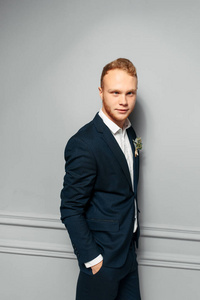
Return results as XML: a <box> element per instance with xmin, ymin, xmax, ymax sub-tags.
<box><xmin>102</xmin><ymin>96</ymin><xmax>127</xmax><ymax>128</ymax></box>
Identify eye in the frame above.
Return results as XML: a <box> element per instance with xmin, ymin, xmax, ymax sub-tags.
<box><xmin>111</xmin><ymin>91</ymin><xmax>119</xmax><ymax>96</ymax></box>
<box><xmin>127</xmin><ymin>91</ymin><xmax>136</xmax><ymax>96</ymax></box>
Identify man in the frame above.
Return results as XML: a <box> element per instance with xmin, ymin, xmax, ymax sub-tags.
<box><xmin>60</xmin><ymin>58</ymin><xmax>141</xmax><ymax>300</ymax></box>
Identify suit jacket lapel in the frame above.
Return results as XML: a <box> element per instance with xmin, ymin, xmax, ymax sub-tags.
<box><xmin>127</xmin><ymin>127</ymin><xmax>139</xmax><ymax>196</ymax></box>
<box><xmin>93</xmin><ymin>114</ymin><xmax>132</xmax><ymax>189</ymax></box>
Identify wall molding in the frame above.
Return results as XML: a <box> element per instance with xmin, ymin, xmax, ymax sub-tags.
<box><xmin>0</xmin><ymin>211</ymin><xmax>64</xmax><ymax>230</ymax></box>
<box><xmin>0</xmin><ymin>211</ymin><xmax>200</xmax><ymax>271</ymax></box>
<box><xmin>141</xmin><ymin>225</ymin><xmax>200</xmax><ymax>242</ymax></box>
<box><xmin>1</xmin><ymin>238</ymin><xmax>200</xmax><ymax>271</ymax></box>
<box><xmin>0</xmin><ymin>239</ymin><xmax>75</xmax><ymax>260</ymax></box>
<box><xmin>138</xmin><ymin>252</ymin><xmax>200</xmax><ymax>271</ymax></box>
<box><xmin>1</xmin><ymin>211</ymin><xmax>200</xmax><ymax>241</ymax></box>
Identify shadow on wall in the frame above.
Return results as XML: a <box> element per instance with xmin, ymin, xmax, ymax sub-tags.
<box><xmin>129</xmin><ymin>96</ymin><xmax>147</xmax><ymax>222</ymax></box>
<box><xmin>129</xmin><ymin>95</ymin><xmax>146</xmax><ymax>138</ymax></box>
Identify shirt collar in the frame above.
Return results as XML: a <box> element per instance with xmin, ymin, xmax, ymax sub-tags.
<box><xmin>99</xmin><ymin>109</ymin><xmax>131</xmax><ymax>135</ymax></box>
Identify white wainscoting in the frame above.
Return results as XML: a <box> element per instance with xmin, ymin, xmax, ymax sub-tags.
<box><xmin>1</xmin><ymin>211</ymin><xmax>200</xmax><ymax>271</ymax></box>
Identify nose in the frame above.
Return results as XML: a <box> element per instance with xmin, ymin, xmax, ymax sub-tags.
<box><xmin>119</xmin><ymin>94</ymin><xmax>127</xmax><ymax>106</ymax></box>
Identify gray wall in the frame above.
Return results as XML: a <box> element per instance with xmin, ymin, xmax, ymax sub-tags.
<box><xmin>0</xmin><ymin>0</ymin><xmax>200</xmax><ymax>299</ymax></box>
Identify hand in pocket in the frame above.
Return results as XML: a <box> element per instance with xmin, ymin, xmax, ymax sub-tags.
<box><xmin>91</xmin><ymin>260</ymin><xmax>103</xmax><ymax>275</ymax></box>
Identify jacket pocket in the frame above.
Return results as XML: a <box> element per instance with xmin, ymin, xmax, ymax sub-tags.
<box><xmin>86</xmin><ymin>218</ymin><xmax>119</xmax><ymax>232</ymax></box>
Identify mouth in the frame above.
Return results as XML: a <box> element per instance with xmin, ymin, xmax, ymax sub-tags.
<box><xmin>116</xmin><ymin>109</ymin><xmax>129</xmax><ymax>113</ymax></box>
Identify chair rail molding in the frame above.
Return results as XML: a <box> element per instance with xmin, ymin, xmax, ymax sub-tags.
<box><xmin>0</xmin><ymin>211</ymin><xmax>200</xmax><ymax>271</ymax></box>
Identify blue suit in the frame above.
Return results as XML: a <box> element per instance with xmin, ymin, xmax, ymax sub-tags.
<box><xmin>60</xmin><ymin>113</ymin><xmax>141</xmax><ymax>299</ymax></box>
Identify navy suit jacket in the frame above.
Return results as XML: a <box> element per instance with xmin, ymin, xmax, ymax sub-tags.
<box><xmin>60</xmin><ymin>113</ymin><xmax>140</xmax><ymax>272</ymax></box>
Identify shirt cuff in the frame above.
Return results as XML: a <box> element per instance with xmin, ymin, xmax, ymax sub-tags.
<box><xmin>84</xmin><ymin>254</ymin><xmax>103</xmax><ymax>268</ymax></box>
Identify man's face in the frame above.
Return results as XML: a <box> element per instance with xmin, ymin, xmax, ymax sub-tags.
<box><xmin>99</xmin><ymin>69</ymin><xmax>137</xmax><ymax>128</ymax></box>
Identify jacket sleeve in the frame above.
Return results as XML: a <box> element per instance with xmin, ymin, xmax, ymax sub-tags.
<box><xmin>60</xmin><ymin>136</ymin><xmax>101</xmax><ymax>265</ymax></box>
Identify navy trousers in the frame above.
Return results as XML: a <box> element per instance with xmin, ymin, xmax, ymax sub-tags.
<box><xmin>76</xmin><ymin>246</ymin><xmax>141</xmax><ymax>300</ymax></box>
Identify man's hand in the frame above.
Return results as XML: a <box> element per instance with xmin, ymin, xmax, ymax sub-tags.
<box><xmin>91</xmin><ymin>260</ymin><xmax>103</xmax><ymax>275</ymax></box>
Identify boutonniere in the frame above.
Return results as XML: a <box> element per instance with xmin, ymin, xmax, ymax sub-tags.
<box><xmin>133</xmin><ymin>137</ymin><xmax>143</xmax><ymax>157</ymax></box>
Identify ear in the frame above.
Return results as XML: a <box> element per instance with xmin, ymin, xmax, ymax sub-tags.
<box><xmin>98</xmin><ymin>87</ymin><xmax>103</xmax><ymax>100</ymax></box>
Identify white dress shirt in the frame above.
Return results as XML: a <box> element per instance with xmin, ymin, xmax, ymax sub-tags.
<box><xmin>85</xmin><ymin>109</ymin><xmax>137</xmax><ymax>268</ymax></box>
